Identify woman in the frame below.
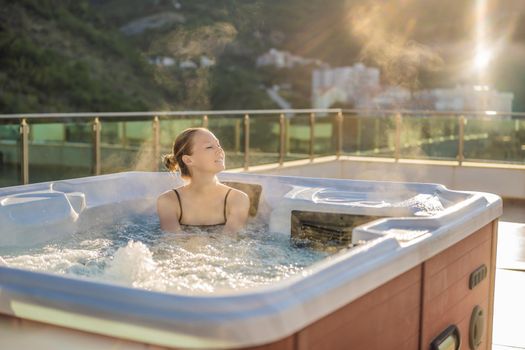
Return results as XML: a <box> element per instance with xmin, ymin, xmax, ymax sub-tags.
<box><xmin>157</xmin><ymin>127</ymin><xmax>250</xmax><ymax>234</ymax></box>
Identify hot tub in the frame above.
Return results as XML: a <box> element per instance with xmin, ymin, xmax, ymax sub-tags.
<box><xmin>0</xmin><ymin>172</ymin><xmax>501</xmax><ymax>350</ymax></box>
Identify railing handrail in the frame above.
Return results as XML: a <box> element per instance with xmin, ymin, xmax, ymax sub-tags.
<box><xmin>342</xmin><ymin>108</ymin><xmax>525</xmax><ymax>118</ymax></box>
<box><xmin>1</xmin><ymin>108</ymin><xmax>524</xmax><ymax>120</ymax></box>
<box><xmin>0</xmin><ymin>109</ymin><xmax>342</xmax><ymax>120</ymax></box>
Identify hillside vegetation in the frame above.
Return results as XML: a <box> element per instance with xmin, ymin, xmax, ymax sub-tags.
<box><xmin>1</xmin><ymin>0</ymin><xmax>525</xmax><ymax>113</ymax></box>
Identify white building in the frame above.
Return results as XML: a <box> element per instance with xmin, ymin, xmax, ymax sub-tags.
<box><xmin>365</xmin><ymin>85</ymin><xmax>513</xmax><ymax>113</ymax></box>
<box><xmin>179</xmin><ymin>60</ymin><xmax>198</xmax><ymax>69</ymax></box>
<box><xmin>312</xmin><ymin>63</ymin><xmax>380</xmax><ymax>109</ymax></box>
<box><xmin>148</xmin><ymin>56</ymin><xmax>176</xmax><ymax>67</ymax></box>
<box><xmin>200</xmin><ymin>55</ymin><xmax>215</xmax><ymax>68</ymax></box>
<box><xmin>313</xmin><ymin>86</ymin><xmax>347</xmax><ymax>110</ymax></box>
<box><xmin>371</xmin><ymin>86</ymin><xmax>412</xmax><ymax>110</ymax></box>
<box><xmin>256</xmin><ymin>48</ymin><xmax>321</xmax><ymax>69</ymax></box>
<box><xmin>312</xmin><ymin>62</ymin><xmax>514</xmax><ymax>113</ymax></box>
<box><xmin>425</xmin><ymin>85</ymin><xmax>514</xmax><ymax>113</ymax></box>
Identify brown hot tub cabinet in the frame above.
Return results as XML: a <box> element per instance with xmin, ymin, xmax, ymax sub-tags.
<box><xmin>262</xmin><ymin>221</ymin><xmax>497</xmax><ymax>350</ymax></box>
<box><xmin>0</xmin><ymin>172</ymin><xmax>501</xmax><ymax>350</ymax></box>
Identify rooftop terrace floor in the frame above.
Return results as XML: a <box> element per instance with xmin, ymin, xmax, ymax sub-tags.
<box><xmin>493</xmin><ymin>219</ymin><xmax>525</xmax><ymax>350</ymax></box>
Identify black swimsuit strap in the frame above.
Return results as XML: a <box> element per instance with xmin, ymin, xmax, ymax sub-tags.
<box><xmin>223</xmin><ymin>188</ymin><xmax>232</xmax><ymax>223</ymax></box>
<box><xmin>173</xmin><ymin>189</ymin><xmax>183</xmax><ymax>222</ymax></box>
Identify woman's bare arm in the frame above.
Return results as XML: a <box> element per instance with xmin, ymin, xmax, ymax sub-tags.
<box><xmin>157</xmin><ymin>192</ymin><xmax>183</xmax><ymax>233</ymax></box>
<box><xmin>223</xmin><ymin>189</ymin><xmax>250</xmax><ymax>234</ymax></box>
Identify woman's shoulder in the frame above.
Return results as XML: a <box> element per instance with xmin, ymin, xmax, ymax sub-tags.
<box><xmin>157</xmin><ymin>187</ymin><xmax>181</xmax><ymax>203</ymax></box>
<box><xmin>223</xmin><ymin>185</ymin><xmax>249</xmax><ymax>206</ymax></box>
<box><xmin>157</xmin><ymin>187</ymin><xmax>183</xmax><ymax>218</ymax></box>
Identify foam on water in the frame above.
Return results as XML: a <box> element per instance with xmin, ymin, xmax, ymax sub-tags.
<box><xmin>393</xmin><ymin>194</ymin><xmax>445</xmax><ymax>216</ymax></box>
<box><xmin>103</xmin><ymin>240</ymin><xmax>165</xmax><ymax>290</ymax></box>
<box><xmin>314</xmin><ymin>190</ymin><xmax>445</xmax><ymax>216</ymax></box>
<box><xmin>1</xmin><ymin>217</ymin><xmax>329</xmax><ymax>294</ymax></box>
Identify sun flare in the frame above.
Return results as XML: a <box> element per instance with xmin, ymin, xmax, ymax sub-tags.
<box><xmin>474</xmin><ymin>48</ymin><xmax>492</xmax><ymax>71</ymax></box>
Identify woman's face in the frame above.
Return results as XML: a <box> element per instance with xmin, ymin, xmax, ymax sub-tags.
<box><xmin>185</xmin><ymin>130</ymin><xmax>225</xmax><ymax>174</ymax></box>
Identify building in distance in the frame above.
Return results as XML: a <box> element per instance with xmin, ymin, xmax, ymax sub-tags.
<box><xmin>256</xmin><ymin>48</ymin><xmax>323</xmax><ymax>69</ymax></box>
<box><xmin>313</xmin><ymin>64</ymin><xmax>514</xmax><ymax>114</ymax></box>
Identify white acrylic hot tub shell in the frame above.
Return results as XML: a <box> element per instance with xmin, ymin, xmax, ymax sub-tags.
<box><xmin>0</xmin><ymin>172</ymin><xmax>502</xmax><ymax>349</ymax></box>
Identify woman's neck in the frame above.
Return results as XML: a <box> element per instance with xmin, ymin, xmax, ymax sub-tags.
<box><xmin>186</xmin><ymin>173</ymin><xmax>219</xmax><ymax>193</ymax></box>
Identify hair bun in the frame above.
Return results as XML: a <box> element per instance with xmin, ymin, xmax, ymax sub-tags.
<box><xmin>162</xmin><ymin>153</ymin><xmax>178</xmax><ymax>171</ymax></box>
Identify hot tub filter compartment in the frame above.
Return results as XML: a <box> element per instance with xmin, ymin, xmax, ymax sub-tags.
<box><xmin>290</xmin><ymin>210</ymin><xmax>383</xmax><ymax>251</ymax></box>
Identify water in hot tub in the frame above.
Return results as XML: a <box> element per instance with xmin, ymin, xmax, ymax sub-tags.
<box><xmin>0</xmin><ymin>217</ymin><xmax>330</xmax><ymax>294</ymax></box>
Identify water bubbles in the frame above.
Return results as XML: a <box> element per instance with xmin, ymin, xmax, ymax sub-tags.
<box><xmin>2</xmin><ymin>217</ymin><xmax>328</xmax><ymax>294</ymax></box>
<box><xmin>104</xmin><ymin>240</ymin><xmax>162</xmax><ymax>290</ymax></box>
<box><xmin>393</xmin><ymin>193</ymin><xmax>445</xmax><ymax>216</ymax></box>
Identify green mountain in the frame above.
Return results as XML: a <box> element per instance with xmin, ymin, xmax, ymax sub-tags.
<box><xmin>0</xmin><ymin>0</ymin><xmax>176</xmax><ymax>112</ymax></box>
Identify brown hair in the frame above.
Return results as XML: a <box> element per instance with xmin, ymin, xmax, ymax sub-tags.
<box><xmin>162</xmin><ymin>127</ymin><xmax>206</xmax><ymax>178</ymax></box>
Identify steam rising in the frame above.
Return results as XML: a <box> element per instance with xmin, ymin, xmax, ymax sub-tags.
<box><xmin>348</xmin><ymin>2</ymin><xmax>443</xmax><ymax>90</ymax></box>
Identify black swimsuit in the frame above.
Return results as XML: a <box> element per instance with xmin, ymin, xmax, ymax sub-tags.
<box><xmin>173</xmin><ymin>188</ymin><xmax>232</xmax><ymax>227</ymax></box>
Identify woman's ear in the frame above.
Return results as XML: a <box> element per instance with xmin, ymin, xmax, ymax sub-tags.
<box><xmin>182</xmin><ymin>154</ymin><xmax>192</xmax><ymax>166</ymax></box>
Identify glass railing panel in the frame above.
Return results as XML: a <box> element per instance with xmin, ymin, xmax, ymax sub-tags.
<box><xmin>314</xmin><ymin>112</ymin><xmax>337</xmax><ymax>157</ymax></box>
<box><xmin>2</xmin><ymin>110</ymin><xmax>523</xmax><ymax>187</ymax></box>
<box><xmin>100</xmin><ymin>118</ymin><xmax>153</xmax><ymax>174</ymax></box>
<box><xmin>207</xmin><ymin>115</ymin><xmax>244</xmax><ymax>170</ymax></box>
<box><xmin>342</xmin><ymin>112</ymin><xmax>396</xmax><ymax>157</ymax></box>
<box><xmin>0</xmin><ymin>123</ymin><xmax>20</xmax><ymax>187</ymax></box>
<box><xmin>400</xmin><ymin>114</ymin><xmax>459</xmax><ymax>160</ymax></box>
<box><xmin>285</xmin><ymin>113</ymin><xmax>311</xmax><ymax>161</ymax></box>
<box><xmin>341</xmin><ymin>113</ymin><xmax>359</xmax><ymax>154</ymax></box>
<box><xmin>29</xmin><ymin>120</ymin><xmax>93</xmax><ymax>183</ymax></box>
<box><xmin>464</xmin><ymin>116</ymin><xmax>525</xmax><ymax>164</ymax></box>
<box><xmin>249</xmin><ymin>114</ymin><xmax>280</xmax><ymax>167</ymax></box>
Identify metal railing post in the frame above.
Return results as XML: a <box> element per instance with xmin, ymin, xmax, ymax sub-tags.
<box><xmin>279</xmin><ymin>113</ymin><xmax>285</xmax><ymax>165</ymax></box>
<box><xmin>92</xmin><ymin>117</ymin><xmax>101</xmax><ymax>175</ymax></box>
<box><xmin>374</xmin><ymin>117</ymin><xmax>380</xmax><ymax>152</ymax></box>
<box><xmin>458</xmin><ymin>115</ymin><xmax>465</xmax><ymax>165</ymax></box>
<box><xmin>285</xmin><ymin>117</ymin><xmax>290</xmax><ymax>156</ymax></box>
<box><xmin>121</xmin><ymin>121</ymin><xmax>127</xmax><ymax>148</ymax></box>
<box><xmin>202</xmin><ymin>115</ymin><xmax>208</xmax><ymax>128</ymax></box>
<box><xmin>336</xmin><ymin>111</ymin><xmax>343</xmax><ymax>158</ymax></box>
<box><xmin>394</xmin><ymin>113</ymin><xmax>402</xmax><ymax>162</ymax></box>
<box><xmin>309</xmin><ymin>112</ymin><xmax>315</xmax><ymax>161</ymax></box>
<box><xmin>356</xmin><ymin>116</ymin><xmax>362</xmax><ymax>155</ymax></box>
<box><xmin>19</xmin><ymin>118</ymin><xmax>29</xmax><ymax>184</ymax></box>
<box><xmin>234</xmin><ymin>119</ymin><xmax>241</xmax><ymax>154</ymax></box>
<box><xmin>152</xmin><ymin>116</ymin><xmax>160</xmax><ymax>171</ymax></box>
<box><xmin>244</xmin><ymin>114</ymin><xmax>250</xmax><ymax>170</ymax></box>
